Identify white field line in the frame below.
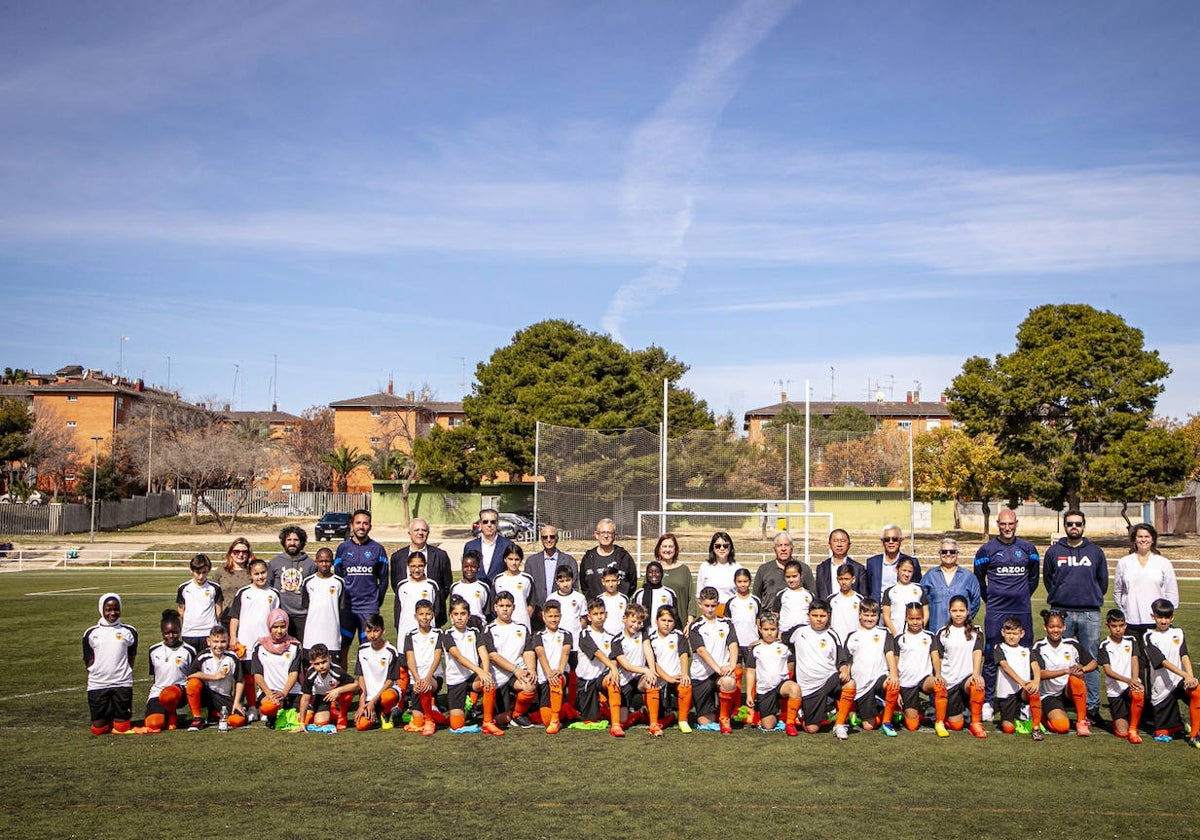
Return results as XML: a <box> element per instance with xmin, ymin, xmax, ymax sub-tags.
<box><xmin>1</xmin><ymin>678</ymin><xmax>151</xmax><ymax>702</ymax></box>
<box><xmin>25</xmin><ymin>586</ymin><xmax>99</xmax><ymax>596</ymax></box>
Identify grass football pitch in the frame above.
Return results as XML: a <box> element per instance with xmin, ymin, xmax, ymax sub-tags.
<box><xmin>2</xmin><ymin>570</ymin><xmax>1199</xmax><ymax>840</ymax></box>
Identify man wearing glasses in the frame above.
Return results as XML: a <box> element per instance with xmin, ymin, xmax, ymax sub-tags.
<box><xmin>464</xmin><ymin>508</ymin><xmax>513</xmax><ymax>584</ymax></box>
<box><xmin>579</xmin><ymin>518</ymin><xmax>637</xmax><ymax>599</ymax></box>
<box><xmin>525</xmin><ymin>525</ymin><xmax>578</xmax><ymax>630</ymax></box>
<box><xmin>391</xmin><ymin>518</ymin><xmax>452</xmax><ymax>626</ymax></box>
<box><xmin>864</xmin><ymin>524</ymin><xmax>922</xmax><ymax>602</ymax></box>
<box><xmin>974</xmin><ymin>508</ymin><xmax>1041</xmax><ymax>717</ymax></box>
<box><xmin>1043</xmin><ymin>510</ymin><xmax>1107</xmax><ymax>722</ymax></box>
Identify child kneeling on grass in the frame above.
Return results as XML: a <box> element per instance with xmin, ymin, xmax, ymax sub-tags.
<box><xmin>186</xmin><ymin>623</ymin><xmax>246</xmax><ymax>730</ymax></box>
<box><xmin>1032</xmin><ymin>609</ymin><xmax>1095</xmax><ymax>737</ymax></box>
<box><xmin>253</xmin><ymin>608</ymin><xmax>302</xmax><ymax>728</ymax></box>
<box><xmin>354</xmin><ymin>614</ymin><xmax>402</xmax><ymax>730</ymax></box>
<box><xmin>143</xmin><ymin>609</ymin><xmax>194</xmax><ymax>732</ymax></box>
<box><xmin>1097</xmin><ymin>609</ymin><xmax>1144</xmax><ymax>744</ymax></box>
<box><xmin>1143</xmin><ymin>599</ymin><xmax>1200</xmax><ymax>747</ymax></box>
<box><xmin>297</xmin><ymin>643</ymin><xmax>356</xmax><ymax>731</ymax></box>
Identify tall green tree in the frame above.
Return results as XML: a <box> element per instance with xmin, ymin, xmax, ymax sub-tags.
<box><xmin>946</xmin><ymin>304</ymin><xmax>1170</xmax><ymax>510</ymax></box>
<box><xmin>914</xmin><ymin>427</ymin><xmax>1005</xmax><ymax>534</ymax></box>
<box><xmin>463</xmin><ymin>320</ymin><xmax>714</xmax><ymax>477</ymax></box>
<box><xmin>1088</xmin><ymin>428</ymin><xmax>1195</xmax><ymax>526</ymax></box>
<box><xmin>413</xmin><ymin>424</ymin><xmax>488</xmax><ymax>493</ymax></box>
<box><xmin>0</xmin><ymin>397</ymin><xmax>34</xmax><ymax>490</ymax></box>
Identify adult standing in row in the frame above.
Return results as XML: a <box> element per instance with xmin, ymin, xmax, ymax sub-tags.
<box><xmin>1043</xmin><ymin>509</ymin><xmax>1108</xmax><ymax>721</ymax></box>
<box><xmin>814</xmin><ymin>529</ymin><xmax>866</xmax><ymax>600</ymax></box>
<box><xmin>695</xmin><ymin>531</ymin><xmax>744</xmax><ymax>603</ymax></box>
<box><xmin>580</xmin><ymin>518</ymin><xmax>637</xmax><ymax>598</ymax></box>
<box><xmin>334</xmin><ymin>509</ymin><xmax>389</xmax><ymax>665</ymax></box>
<box><xmin>526</xmin><ymin>524</ymin><xmax>577</xmax><ymax>629</ymax></box>
<box><xmin>211</xmin><ymin>537</ymin><xmax>254</xmax><ymax>616</ymax></box>
<box><xmin>974</xmin><ymin>508</ymin><xmax>1040</xmax><ymax>712</ymax></box>
<box><xmin>267</xmin><ymin>526</ymin><xmax>316</xmax><ymax>642</ymax></box>
<box><xmin>922</xmin><ymin>537</ymin><xmax>980</xmax><ymax>630</ymax></box>
<box><xmin>391</xmin><ymin>518</ymin><xmax>452</xmax><ymax>626</ymax></box>
<box><xmin>464</xmin><ymin>508</ymin><xmax>513</xmax><ymax>584</ymax></box>
<box><xmin>1114</xmin><ymin>523</ymin><xmax>1178</xmax><ymax>643</ymax></box>
<box><xmin>864</xmin><ymin>524</ymin><xmax>921</xmax><ymax>602</ymax></box>
<box><xmin>752</xmin><ymin>531</ymin><xmax>815</xmax><ymax>604</ymax></box>
<box><xmin>655</xmin><ymin>533</ymin><xmax>693</xmax><ymax>624</ymax></box>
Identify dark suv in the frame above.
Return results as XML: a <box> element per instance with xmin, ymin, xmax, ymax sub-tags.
<box><xmin>315</xmin><ymin>512</ymin><xmax>352</xmax><ymax>541</ymax></box>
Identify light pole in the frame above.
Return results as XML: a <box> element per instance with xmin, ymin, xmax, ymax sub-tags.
<box><xmin>89</xmin><ymin>436</ymin><xmax>102</xmax><ymax>543</ymax></box>
<box><xmin>118</xmin><ymin>336</ymin><xmax>130</xmax><ymax>377</ymax></box>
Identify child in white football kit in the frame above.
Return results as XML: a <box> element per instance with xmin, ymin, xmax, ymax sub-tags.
<box><xmin>1097</xmin><ymin>608</ymin><xmax>1144</xmax><ymax>744</ymax></box>
<box><xmin>931</xmin><ymin>595</ymin><xmax>986</xmax><ymax>739</ymax></box>
<box><xmin>441</xmin><ymin>595</ymin><xmax>502</xmax><ymax>735</ymax></box>
<box><xmin>881</xmin><ymin>557</ymin><xmax>926</xmax><ymax>637</ymax></box>
<box><xmin>484</xmin><ymin>591</ymin><xmax>538</xmax><ymax>728</ymax></box>
<box><xmin>842</xmin><ymin>598</ymin><xmax>900</xmax><ymax>736</ymax></box>
<box><xmin>83</xmin><ymin>592</ymin><xmax>138</xmax><ymax>735</ymax></box>
<box><xmin>574</xmin><ymin>599</ymin><xmax>619</xmax><ymax>727</ymax></box>
<box><xmin>450</xmin><ymin>550</ymin><xmax>494</xmax><ymax>631</ymax></box>
<box><xmin>252</xmin><ymin>608</ymin><xmax>303</xmax><ymax>726</ymax></box>
<box><xmin>227</xmin><ymin>558</ymin><xmax>281</xmax><ymax>715</ymax></box>
<box><xmin>176</xmin><ymin>553</ymin><xmax>222</xmax><ymax>653</ymax></box>
<box><xmin>531</xmin><ymin>600</ymin><xmax>572</xmax><ymax>734</ymax></box>
<box><xmin>296</xmin><ymin>642</ymin><xmax>356</xmax><ymax>731</ymax></box>
<box><xmin>143</xmin><ymin>609</ymin><xmax>194</xmax><ymax>733</ymax></box>
<box><xmin>185</xmin><ymin>623</ymin><xmax>246</xmax><ymax>730</ymax></box>
<box><xmin>1142</xmin><ymin>599</ymin><xmax>1200</xmax><ymax>746</ymax></box>
<box><xmin>1032</xmin><ymin>608</ymin><xmax>1095</xmax><ymax>737</ymax></box>
<box><xmin>768</xmin><ymin>560</ymin><xmax>813</xmax><ymax>637</ymax></box>
<box><xmin>300</xmin><ymin>547</ymin><xmax>345</xmax><ymax>658</ymax></box>
<box><xmin>745</xmin><ymin>611</ymin><xmax>800</xmax><ymax>734</ymax></box>
<box><xmin>828</xmin><ymin>565</ymin><xmax>863</xmax><ymax>642</ymax></box>
<box><xmin>688</xmin><ymin>586</ymin><xmax>741</xmax><ymax>733</ymax></box>
<box><xmin>493</xmin><ymin>544</ymin><xmax>536</xmax><ymax>629</ymax></box>
<box><xmin>993</xmin><ymin>615</ymin><xmax>1044</xmax><ymax>740</ymax></box>
<box><xmin>649</xmin><ymin>605</ymin><xmax>693</xmax><ymax>732</ymax></box>
<box><xmin>354</xmin><ymin>614</ymin><xmax>402</xmax><ymax>731</ymax></box>
<box><xmin>896</xmin><ymin>602</ymin><xmax>938</xmax><ymax>733</ymax></box>
<box><xmin>790</xmin><ymin>599</ymin><xmax>856</xmax><ymax>740</ymax></box>
<box><xmin>598</xmin><ymin>567</ymin><xmax>629</xmax><ymax>636</ymax></box>
<box><xmin>403</xmin><ymin>599</ymin><xmax>445</xmax><ymax>736</ymax></box>
<box><xmin>608</xmin><ymin>603</ymin><xmax>660</xmax><ymax>737</ymax></box>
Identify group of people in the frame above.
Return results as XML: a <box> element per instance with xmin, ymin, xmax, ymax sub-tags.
<box><xmin>83</xmin><ymin>508</ymin><xmax>1199</xmax><ymax>746</ymax></box>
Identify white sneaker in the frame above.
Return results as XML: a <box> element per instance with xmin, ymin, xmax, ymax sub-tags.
<box><xmin>981</xmin><ymin>702</ymin><xmax>993</xmax><ymax>723</ymax></box>
<box><xmin>834</xmin><ymin>724</ymin><xmax>849</xmax><ymax>741</ymax></box>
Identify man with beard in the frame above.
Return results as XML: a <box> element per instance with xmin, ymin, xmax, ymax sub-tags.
<box><xmin>267</xmin><ymin>525</ymin><xmax>316</xmax><ymax>643</ymax></box>
<box><xmin>334</xmin><ymin>509</ymin><xmax>389</xmax><ymax>666</ymax></box>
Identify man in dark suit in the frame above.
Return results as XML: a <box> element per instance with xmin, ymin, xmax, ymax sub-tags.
<box><xmin>390</xmin><ymin>518</ymin><xmax>452</xmax><ymax>626</ymax></box>
<box><xmin>864</xmin><ymin>523</ymin><xmax>921</xmax><ymax>602</ymax></box>
<box><xmin>814</xmin><ymin>528</ymin><xmax>867</xmax><ymax>600</ymax></box>
<box><xmin>525</xmin><ymin>524</ymin><xmax>578</xmax><ymax>630</ymax></box>
<box><xmin>462</xmin><ymin>508</ymin><xmax>514</xmax><ymax>584</ymax></box>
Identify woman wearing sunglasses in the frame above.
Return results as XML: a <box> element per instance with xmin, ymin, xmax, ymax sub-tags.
<box><xmin>921</xmin><ymin>537</ymin><xmax>981</xmax><ymax>632</ymax></box>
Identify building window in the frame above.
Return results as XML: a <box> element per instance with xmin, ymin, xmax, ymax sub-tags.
<box><xmin>116</xmin><ymin>397</ymin><xmax>124</xmax><ymax>409</ymax></box>
<box><xmin>371</xmin><ymin>408</ymin><xmax>381</xmax><ymax>417</ymax></box>
<box><xmin>65</xmin><ymin>473</ymin><xmax>76</xmax><ymax>481</ymax></box>
<box><xmin>369</xmin><ymin>437</ymin><xmax>381</xmax><ymax>445</ymax></box>
<box><xmin>896</xmin><ymin>420</ymin><xmax>912</xmax><ymax>430</ymax></box>
<box><xmin>67</xmin><ymin>395</ymin><xmax>78</xmax><ymax>402</ymax></box>
<box><xmin>66</xmin><ymin>420</ymin><xmax>77</xmax><ymax>428</ymax></box>
<box><xmin>281</xmin><ymin>466</ymin><xmax>292</xmax><ymax>474</ymax></box>
<box><xmin>281</xmin><ymin>484</ymin><xmax>293</xmax><ymax>492</ymax></box>
<box><xmin>926</xmin><ymin>420</ymin><xmax>941</xmax><ymax>430</ymax></box>
<box><xmin>448</xmin><ymin>416</ymin><xmax>465</xmax><ymax>428</ymax></box>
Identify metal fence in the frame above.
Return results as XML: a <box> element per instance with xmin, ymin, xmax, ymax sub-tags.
<box><xmin>0</xmin><ymin>492</ymin><xmax>177</xmax><ymax>535</ymax></box>
<box><xmin>174</xmin><ymin>490</ymin><xmax>370</xmax><ymax>516</ymax></box>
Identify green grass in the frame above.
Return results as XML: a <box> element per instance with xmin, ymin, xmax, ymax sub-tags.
<box><xmin>3</xmin><ymin>571</ymin><xmax>1199</xmax><ymax>839</ymax></box>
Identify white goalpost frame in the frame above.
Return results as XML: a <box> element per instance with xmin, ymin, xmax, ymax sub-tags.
<box><xmin>635</xmin><ymin>508</ymin><xmax>834</xmax><ymax>567</ymax></box>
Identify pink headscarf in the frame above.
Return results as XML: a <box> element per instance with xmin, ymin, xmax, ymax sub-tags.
<box><xmin>257</xmin><ymin>608</ymin><xmax>299</xmax><ymax>655</ymax></box>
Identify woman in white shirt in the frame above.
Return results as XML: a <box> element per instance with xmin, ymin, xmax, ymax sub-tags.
<box><xmin>1114</xmin><ymin>523</ymin><xmax>1178</xmax><ymax>636</ymax></box>
<box><xmin>695</xmin><ymin>531</ymin><xmax>744</xmax><ymax>605</ymax></box>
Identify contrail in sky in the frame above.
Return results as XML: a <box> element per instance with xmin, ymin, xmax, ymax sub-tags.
<box><xmin>604</xmin><ymin>0</ymin><xmax>799</xmax><ymax>342</ymax></box>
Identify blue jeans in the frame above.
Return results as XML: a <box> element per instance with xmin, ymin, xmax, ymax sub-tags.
<box><xmin>1059</xmin><ymin>608</ymin><xmax>1102</xmax><ymax>711</ymax></box>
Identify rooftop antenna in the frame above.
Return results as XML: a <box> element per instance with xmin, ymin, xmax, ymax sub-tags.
<box><xmin>830</xmin><ymin>366</ymin><xmax>835</xmax><ymax>401</ymax></box>
<box><xmin>272</xmin><ymin>353</ymin><xmax>278</xmax><ymax>412</ymax></box>
<box><xmin>231</xmin><ymin>363</ymin><xmax>240</xmax><ymax>410</ymax></box>
<box><xmin>457</xmin><ymin>356</ymin><xmax>467</xmax><ymax>396</ymax></box>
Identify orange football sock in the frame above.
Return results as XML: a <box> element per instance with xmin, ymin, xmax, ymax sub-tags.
<box><xmin>968</xmin><ymin>683</ymin><xmax>985</xmax><ymax>724</ymax></box>
<box><xmin>336</xmin><ymin>695</ymin><xmax>353</xmax><ymax>727</ymax></box>
<box><xmin>1188</xmin><ymin>686</ymin><xmax>1200</xmax><ymax>738</ymax></box>
<box><xmin>933</xmin><ymin>685</ymin><xmax>948</xmax><ymax>723</ymax></box>
<box><xmin>1067</xmin><ymin>676</ymin><xmax>1088</xmax><ymax>722</ymax></box>
<box><xmin>112</xmin><ymin>720</ymin><xmax>131</xmax><ymax>734</ymax></box>
<box><xmin>144</xmin><ymin>713</ymin><xmax>166</xmax><ymax>731</ymax></box>
<box><xmin>1029</xmin><ymin>690</ymin><xmax>1043</xmax><ymax>730</ymax></box>
<box><xmin>904</xmin><ymin>714</ymin><xmax>920</xmax><ymax>731</ymax></box>
<box><xmin>882</xmin><ymin>684</ymin><xmax>900</xmax><ymax>724</ymax></box>
<box><xmin>646</xmin><ymin>687</ymin><xmax>660</xmax><ymax>727</ymax></box>
<box><xmin>1048</xmin><ymin>717</ymin><xmax>1070</xmax><ymax>734</ymax></box>
<box><xmin>1001</xmin><ymin>721</ymin><xmax>1016</xmax><ymax>734</ymax></box>
<box><xmin>243</xmin><ymin>675</ymin><xmax>257</xmax><ymax>707</ymax></box>
<box><xmin>185</xmin><ymin>678</ymin><xmax>204</xmax><ymax>718</ymax></box>
<box><xmin>678</xmin><ymin>683</ymin><xmax>693</xmax><ymax>722</ymax></box>
<box><xmin>259</xmin><ymin>698</ymin><xmax>280</xmax><ymax>717</ymax></box>
<box><xmin>226</xmin><ymin>712</ymin><xmax>246</xmax><ymax>728</ymax></box>
<box><xmin>482</xmin><ymin>687</ymin><xmax>497</xmax><ymax>724</ymax></box>
<box><xmin>397</xmin><ymin>668</ymin><xmax>410</xmax><ymax>698</ymax></box>
<box><xmin>549</xmin><ymin>682</ymin><xmax>564</xmax><ymax>724</ymax></box>
<box><xmin>1129</xmin><ymin>688</ymin><xmax>1144</xmax><ymax>734</ymax></box>
<box><xmin>835</xmin><ymin>685</ymin><xmax>855</xmax><ymax>726</ymax></box>
<box><xmin>718</xmin><ymin>688</ymin><xmax>739</xmax><ymax>722</ymax></box>
<box><xmin>379</xmin><ymin>688</ymin><xmax>399</xmax><ymax>716</ymax></box>
<box><xmin>513</xmin><ymin>689</ymin><xmax>536</xmax><ymax>718</ymax></box>
<box><xmin>784</xmin><ymin>696</ymin><xmax>800</xmax><ymax>726</ymax></box>
<box><xmin>947</xmin><ymin>718</ymin><xmax>965</xmax><ymax>731</ymax></box>
<box><xmin>450</xmin><ymin>710</ymin><xmax>466</xmax><ymax>730</ymax></box>
<box><xmin>607</xmin><ymin>683</ymin><xmax>623</xmax><ymax>727</ymax></box>
<box><xmin>91</xmin><ymin>724</ymin><xmax>111</xmax><ymax>736</ymax></box>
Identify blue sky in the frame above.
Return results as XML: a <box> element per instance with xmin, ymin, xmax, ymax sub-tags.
<box><xmin>2</xmin><ymin>1</ymin><xmax>1198</xmax><ymax>422</ymax></box>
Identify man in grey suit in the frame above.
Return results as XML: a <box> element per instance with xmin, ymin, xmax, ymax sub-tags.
<box><xmin>525</xmin><ymin>524</ymin><xmax>578</xmax><ymax>630</ymax></box>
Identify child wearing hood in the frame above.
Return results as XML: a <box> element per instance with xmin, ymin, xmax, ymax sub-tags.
<box><xmin>632</xmin><ymin>562</ymin><xmax>677</xmax><ymax>622</ymax></box>
<box><xmin>252</xmin><ymin>608</ymin><xmax>303</xmax><ymax>727</ymax></box>
<box><xmin>83</xmin><ymin>593</ymin><xmax>138</xmax><ymax>735</ymax></box>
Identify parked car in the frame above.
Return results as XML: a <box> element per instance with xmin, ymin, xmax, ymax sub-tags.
<box><xmin>471</xmin><ymin>512</ymin><xmax>537</xmax><ymax>542</ymax></box>
<box><xmin>261</xmin><ymin>503</ymin><xmax>312</xmax><ymax>517</ymax></box>
<box><xmin>315</xmin><ymin>511</ymin><xmax>352</xmax><ymax>541</ymax></box>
